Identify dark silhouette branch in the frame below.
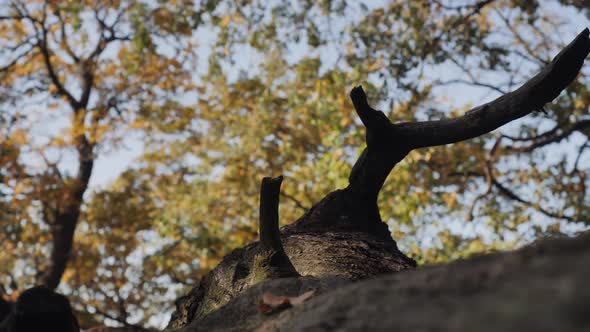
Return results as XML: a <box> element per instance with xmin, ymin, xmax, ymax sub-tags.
<box><xmin>260</xmin><ymin>176</ymin><xmax>285</xmax><ymax>250</ymax></box>
<box><xmin>55</xmin><ymin>9</ymin><xmax>81</xmax><ymax>63</ymax></box>
<box><xmin>340</xmin><ymin>29</ymin><xmax>588</xmax><ymax>233</ymax></box>
<box><xmin>505</xmin><ymin>119</ymin><xmax>590</xmax><ymax>152</ymax></box>
<box><xmin>347</xmin><ymin>87</ymin><xmax>407</xmax><ymax>202</ymax></box>
<box><xmin>449</xmin><ymin>170</ymin><xmax>576</xmax><ymax>222</ymax></box>
<box><xmin>38</xmin><ymin>28</ymin><xmax>79</xmax><ymax>108</ymax></box>
<box><xmin>395</xmin><ymin>28</ymin><xmax>590</xmax><ymax>149</ymax></box>
<box><xmin>254</xmin><ymin>176</ymin><xmax>299</xmax><ymax>281</ymax></box>
<box><xmin>573</xmin><ymin>139</ymin><xmax>590</xmax><ymax>172</ymax></box>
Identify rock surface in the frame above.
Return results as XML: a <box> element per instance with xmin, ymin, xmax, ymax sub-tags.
<box><xmin>175</xmin><ymin>232</ymin><xmax>590</xmax><ymax>332</ymax></box>
<box><xmin>167</xmin><ymin>231</ymin><xmax>416</xmax><ymax>329</ymax></box>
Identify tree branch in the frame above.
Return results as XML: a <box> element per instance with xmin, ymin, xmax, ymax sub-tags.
<box><xmin>252</xmin><ymin>176</ymin><xmax>299</xmax><ymax>282</ymax></box>
<box><xmin>55</xmin><ymin>9</ymin><xmax>80</xmax><ymax>63</ymax></box>
<box><xmin>573</xmin><ymin>139</ymin><xmax>590</xmax><ymax>172</ymax></box>
<box><xmin>505</xmin><ymin>119</ymin><xmax>590</xmax><ymax>152</ymax></box>
<box><xmin>38</xmin><ymin>29</ymin><xmax>79</xmax><ymax>108</ymax></box>
<box><xmin>280</xmin><ymin>192</ymin><xmax>309</xmax><ymax>211</ymax></box>
<box><xmin>13</xmin><ymin>2</ymin><xmax>77</xmax><ymax>107</ymax></box>
<box><xmin>347</xmin><ymin>87</ymin><xmax>407</xmax><ymax>202</ymax></box>
<box><xmin>450</xmin><ymin>170</ymin><xmax>576</xmax><ymax>222</ymax></box>
<box><xmin>88</xmin><ymin>6</ymin><xmax>131</xmax><ymax>60</ymax></box>
<box><xmin>259</xmin><ymin>176</ymin><xmax>286</xmax><ymax>251</ymax></box>
<box><xmin>343</xmin><ymin>29</ymin><xmax>588</xmax><ymax>207</ymax></box>
<box><xmin>395</xmin><ymin>28</ymin><xmax>590</xmax><ymax>149</ymax></box>
<box><xmin>38</xmin><ymin>131</ymin><xmax>94</xmax><ymax>290</ymax></box>
<box><xmin>490</xmin><ymin>176</ymin><xmax>575</xmax><ymax>222</ymax></box>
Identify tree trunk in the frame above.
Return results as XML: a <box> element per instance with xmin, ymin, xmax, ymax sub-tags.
<box><xmin>38</xmin><ymin>135</ymin><xmax>94</xmax><ymax>289</ymax></box>
<box><xmin>167</xmin><ymin>28</ymin><xmax>590</xmax><ymax>330</ymax></box>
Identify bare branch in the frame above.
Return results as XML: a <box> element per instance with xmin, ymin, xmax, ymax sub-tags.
<box><xmin>396</xmin><ymin>28</ymin><xmax>590</xmax><ymax>149</ymax></box>
<box><xmin>38</xmin><ymin>149</ymin><xmax>63</xmax><ymax>183</ymax></box>
<box><xmin>490</xmin><ymin>177</ymin><xmax>575</xmax><ymax>222</ymax></box>
<box><xmin>496</xmin><ymin>10</ymin><xmax>550</xmax><ymax>65</ymax></box>
<box><xmin>436</xmin><ymin>78</ymin><xmax>508</xmax><ymax>94</ymax></box>
<box><xmin>0</xmin><ymin>46</ymin><xmax>34</xmax><ymax>73</ymax></box>
<box><xmin>55</xmin><ymin>9</ymin><xmax>80</xmax><ymax>63</ymax></box>
<box><xmin>573</xmin><ymin>139</ymin><xmax>590</xmax><ymax>172</ymax></box>
<box><xmin>423</xmin><ymin>0</ymin><xmax>497</xmax><ymax>58</ymax></box>
<box><xmin>505</xmin><ymin>120</ymin><xmax>590</xmax><ymax>152</ymax></box>
<box><xmin>501</xmin><ymin>124</ymin><xmax>561</xmax><ymax>142</ymax></box>
<box><xmin>88</xmin><ymin>6</ymin><xmax>131</xmax><ymax>60</ymax></box>
<box><xmin>466</xmin><ymin>161</ymin><xmax>493</xmax><ymax>221</ymax></box>
<box><xmin>38</xmin><ymin>29</ymin><xmax>79</xmax><ymax>108</ymax></box>
<box><xmin>450</xmin><ymin>170</ymin><xmax>576</xmax><ymax>222</ymax></box>
<box><xmin>281</xmin><ymin>192</ymin><xmax>309</xmax><ymax>211</ymax></box>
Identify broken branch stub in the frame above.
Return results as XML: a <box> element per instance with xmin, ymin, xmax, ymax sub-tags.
<box><xmin>259</xmin><ymin>176</ymin><xmax>285</xmax><ymax>251</ymax></box>
<box><xmin>252</xmin><ymin>176</ymin><xmax>299</xmax><ymax>282</ymax></box>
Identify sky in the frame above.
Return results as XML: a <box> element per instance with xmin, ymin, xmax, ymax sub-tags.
<box><xmin>20</xmin><ymin>0</ymin><xmax>588</xmax><ymax>195</ymax></box>
<box><xmin>84</xmin><ymin>1</ymin><xmax>590</xmax><ymax>247</ymax></box>
<box><xmin>21</xmin><ymin>2</ymin><xmax>588</xmax><ymax>258</ymax></box>
<box><xmin>7</xmin><ymin>0</ymin><xmax>588</xmax><ymax>255</ymax></box>
<box><xmin>82</xmin><ymin>1</ymin><xmax>590</xmax><ymax>189</ymax></box>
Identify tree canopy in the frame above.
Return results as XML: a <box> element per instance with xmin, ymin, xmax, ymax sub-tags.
<box><xmin>0</xmin><ymin>0</ymin><xmax>589</xmax><ymax>329</ymax></box>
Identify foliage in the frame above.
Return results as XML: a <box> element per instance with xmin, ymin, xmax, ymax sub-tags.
<box><xmin>0</xmin><ymin>0</ymin><xmax>589</xmax><ymax>329</ymax></box>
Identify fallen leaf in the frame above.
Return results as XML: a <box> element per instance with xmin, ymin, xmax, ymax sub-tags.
<box><xmin>258</xmin><ymin>290</ymin><xmax>316</xmax><ymax>315</ymax></box>
<box><xmin>289</xmin><ymin>290</ymin><xmax>315</xmax><ymax>305</ymax></box>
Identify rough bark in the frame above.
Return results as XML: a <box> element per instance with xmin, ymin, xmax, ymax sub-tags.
<box><xmin>166</xmin><ymin>232</ymin><xmax>415</xmax><ymax>329</ymax></box>
<box><xmin>178</xmin><ymin>231</ymin><xmax>590</xmax><ymax>332</ymax></box>
<box><xmin>167</xmin><ymin>28</ymin><xmax>590</xmax><ymax>330</ymax></box>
